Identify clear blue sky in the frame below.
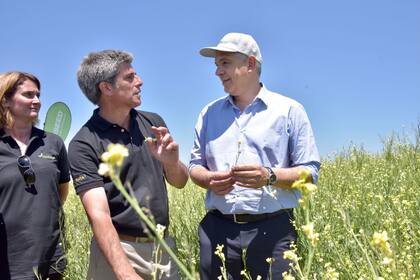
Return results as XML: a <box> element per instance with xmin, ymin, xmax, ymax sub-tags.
<box><xmin>1</xmin><ymin>0</ymin><xmax>419</xmax><ymax>162</ymax></box>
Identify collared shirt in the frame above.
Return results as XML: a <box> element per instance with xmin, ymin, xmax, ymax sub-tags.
<box><xmin>68</xmin><ymin>109</ymin><xmax>169</xmax><ymax>237</ymax></box>
<box><xmin>189</xmin><ymin>85</ymin><xmax>321</xmax><ymax>214</ymax></box>
<box><xmin>0</xmin><ymin>127</ymin><xmax>70</xmax><ymax>278</ymax></box>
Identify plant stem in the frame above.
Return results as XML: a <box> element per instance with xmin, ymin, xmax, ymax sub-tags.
<box><xmin>340</xmin><ymin>209</ymin><xmax>378</xmax><ymax>278</ymax></box>
<box><xmin>303</xmin><ymin>195</ymin><xmax>314</xmax><ymax>278</ymax></box>
<box><xmin>111</xmin><ymin>172</ymin><xmax>197</xmax><ymax>280</ymax></box>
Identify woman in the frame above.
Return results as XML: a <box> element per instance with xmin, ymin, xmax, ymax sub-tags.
<box><xmin>0</xmin><ymin>71</ymin><xmax>70</xmax><ymax>280</ymax></box>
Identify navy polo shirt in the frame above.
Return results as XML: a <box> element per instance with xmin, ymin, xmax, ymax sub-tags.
<box><xmin>0</xmin><ymin>127</ymin><xmax>70</xmax><ymax>279</ymax></box>
<box><xmin>68</xmin><ymin>109</ymin><xmax>169</xmax><ymax>237</ymax></box>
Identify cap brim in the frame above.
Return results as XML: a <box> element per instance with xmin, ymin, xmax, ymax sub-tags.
<box><xmin>199</xmin><ymin>47</ymin><xmax>239</xmax><ymax>58</ymax></box>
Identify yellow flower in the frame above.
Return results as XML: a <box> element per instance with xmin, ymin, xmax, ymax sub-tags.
<box><xmin>298</xmin><ymin>198</ymin><xmax>305</xmax><ymax>206</ymax></box>
<box><xmin>215</xmin><ymin>244</ymin><xmax>225</xmax><ymax>262</ymax></box>
<box><xmin>291</xmin><ymin>169</ymin><xmax>317</xmax><ymax>195</ymax></box>
<box><xmin>101</xmin><ymin>143</ymin><xmax>129</xmax><ymax>167</ymax></box>
<box><xmin>156</xmin><ymin>224</ymin><xmax>166</xmax><ymax>239</ymax></box>
<box><xmin>382</xmin><ymin>257</ymin><xmax>393</xmax><ymax>266</ymax></box>
<box><xmin>371</xmin><ymin>231</ymin><xmax>393</xmax><ymax>256</ymax></box>
<box><xmin>266</xmin><ymin>257</ymin><xmax>275</xmax><ymax>264</ymax></box>
<box><xmin>283</xmin><ymin>250</ymin><xmax>299</xmax><ymax>263</ymax></box>
<box><xmin>282</xmin><ymin>271</ymin><xmax>296</xmax><ymax>280</ymax></box>
<box><xmin>291</xmin><ymin>179</ymin><xmax>306</xmax><ymax>190</ymax></box>
<box><xmin>298</xmin><ymin>169</ymin><xmax>310</xmax><ymax>180</ymax></box>
<box><xmin>98</xmin><ymin>163</ymin><xmax>110</xmax><ymax>176</ymax></box>
<box><xmin>324</xmin><ymin>263</ymin><xmax>340</xmax><ymax>280</ymax></box>
<box><xmin>302</xmin><ymin>223</ymin><xmax>319</xmax><ymax>246</ymax></box>
<box><xmin>302</xmin><ymin>222</ymin><xmax>314</xmax><ymax>235</ymax></box>
<box><xmin>302</xmin><ymin>183</ymin><xmax>317</xmax><ymax>193</ymax></box>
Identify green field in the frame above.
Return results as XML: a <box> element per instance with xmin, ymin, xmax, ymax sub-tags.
<box><xmin>63</xmin><ymin>131</ymin><xmax>420</xmax><ymax>279</ymax></box>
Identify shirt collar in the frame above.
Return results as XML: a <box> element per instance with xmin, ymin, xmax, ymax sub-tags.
<box><xmin>0</xmin><ymin>126</ymin><xmax>45</xmax><ymax>141</ymax></box>
<box><xmin>90</xmin><ymin>108</ymin><xmax>138</xmax><ymax>131</ymax></box>
<box><xmin>255</xmin><ymin>83</ymin><xmax>271</xmax><ymax>106</ymax></box>
<box><xmin>225</xmin><ymin>82</ymin><xmax>270</xmax><ymax>108</ymax></box>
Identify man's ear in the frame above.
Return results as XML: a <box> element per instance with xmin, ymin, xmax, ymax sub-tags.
<box><xmin>248</xmin><ymin>56</ymin><xmax>257</xmax><ymax>71</ymax></box>
<box><xmin>98</xmin><ymin>81</ymin><xmax>112</xmax><ymax>96</ymax></box>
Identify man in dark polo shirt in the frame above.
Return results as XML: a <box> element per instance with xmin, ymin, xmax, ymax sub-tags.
<box><xmin>68</xmin><ymin>50</ymin><xmax>188</xmax><ymax>280</ymax></box>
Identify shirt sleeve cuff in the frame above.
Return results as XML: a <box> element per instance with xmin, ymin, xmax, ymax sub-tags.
<box><xmin>300</xmin><ymin>161</ymin><xmax>321</xmax><ymax>184</ymax></box>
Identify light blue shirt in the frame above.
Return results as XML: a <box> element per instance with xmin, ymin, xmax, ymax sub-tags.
<box><xmin>189</xmin><ymin>85</ymin><xmax>320</xmax><ymax>214</ymax></box>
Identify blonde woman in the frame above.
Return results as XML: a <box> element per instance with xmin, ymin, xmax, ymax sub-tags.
<box><xmin>0</xmin><ymin>71</ymin><xmax>70</xmax><ymax>280</ymax></box>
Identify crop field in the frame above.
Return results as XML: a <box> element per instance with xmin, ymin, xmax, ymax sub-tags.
<box><xmin>62</xmin><ymin>131</ymin><xmax>419</xmax><ymax>279</ymax></box>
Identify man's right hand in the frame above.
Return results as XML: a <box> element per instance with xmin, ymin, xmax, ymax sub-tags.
<box><xmin>190</xmin><ymin>166</ymin><xmax>235</xmax><ymax>195</ymax></box>
<box><xmin>207</xmin><ymin>170</ymin><xmax>235</xmax><ymax>195</ymax></box>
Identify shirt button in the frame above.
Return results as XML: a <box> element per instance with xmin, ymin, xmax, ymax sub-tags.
<box><xmin>121</xmin><ymin>129</ymin><xmax>125</xmax><ymax>133</ymax></box>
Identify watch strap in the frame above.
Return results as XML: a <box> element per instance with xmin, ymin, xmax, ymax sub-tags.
<box><xmin>265</xmin><ymin>166</ymin><xmax>276</xmax><ymax>185</ymax></box>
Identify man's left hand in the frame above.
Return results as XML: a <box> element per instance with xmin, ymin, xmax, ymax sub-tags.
<box><xmin>231</xmin><ymin>164</ymin><xmax>269</xmax><ymax>189</ymax></box>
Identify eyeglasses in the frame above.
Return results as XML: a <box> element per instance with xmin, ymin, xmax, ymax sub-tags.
<box><xmin>17</xmin><ymin>155</ymin><xmax>36</xmax><ymax>185</ymax></box>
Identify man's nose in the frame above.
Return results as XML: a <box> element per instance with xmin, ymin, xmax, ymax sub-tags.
<box><xmin>215</xmin><ymin>67</ymin><xmax>224</xmax><ymax>76</ymax></box>
<box><xmin>135</xmin><ymin>75</ymin><xmax>143</xmax><ymax>87</ymax></box>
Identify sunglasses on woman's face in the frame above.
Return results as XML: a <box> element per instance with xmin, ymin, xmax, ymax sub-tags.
<box><xmin>17</xmin><ymin>155</ymin><xmax>36</xmax><ymax>185</ymax></box>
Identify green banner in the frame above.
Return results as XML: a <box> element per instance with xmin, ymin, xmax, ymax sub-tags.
<box><xmin>44</xmin><ymin>102</ymin><xmax>72</xmax><ymax>141</ymax></box>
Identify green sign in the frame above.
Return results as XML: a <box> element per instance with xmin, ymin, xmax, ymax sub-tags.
<box><xmin>44</xmin><ymin>102</ymin><xmax>72</xmax><ymax>141</ymax></box>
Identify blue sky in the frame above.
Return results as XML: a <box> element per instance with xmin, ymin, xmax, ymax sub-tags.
<box><xmin>1</xmin><ymin>0</ymin><xmax>419</xmax><ymax>163</ymax></box>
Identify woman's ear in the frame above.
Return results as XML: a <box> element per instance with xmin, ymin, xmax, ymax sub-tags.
<box><xmin>2</xmin><ymin>98</ymin><xmax>10</xmax><ymax>108</ymax></box>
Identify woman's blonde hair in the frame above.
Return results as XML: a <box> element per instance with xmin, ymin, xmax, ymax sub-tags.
<box><xmin>0</xmin><ymin>71</ymin><xmax>40</xmax><ymax>128</ymax></box>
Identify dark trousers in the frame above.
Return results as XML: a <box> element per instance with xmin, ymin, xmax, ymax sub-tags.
<box><xmin>198</xmin><ymin>210</ymin><xmax>296</xmax><ymax>280</ymax></box>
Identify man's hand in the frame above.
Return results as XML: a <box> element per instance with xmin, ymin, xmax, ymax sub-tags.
<box><xmin>231</xmin><ymin>164</ymin><xmax>269</xmax><ymax>189</ymax></box>
<box><xmin>190</xmin><ymin>165</ymin><xmax>235</xmax><ymax>195</ymax></box>
<box><xmin>145</xmin><ymin>126</ymin><xmax>179</xmax><ymax>165</ymax></box>
<box><xmin>145</xmin><ymin>126</ymin><xmax>188</xmax><ymax>188</ymax></box>
<box><xmin>207</xmin><ymin>170</ymin><xmax>235</xmax><ymax>195</ymax></box>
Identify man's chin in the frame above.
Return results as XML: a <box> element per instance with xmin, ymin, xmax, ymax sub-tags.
<box><xmin>223</xmin><ymin>85</ymin><xmax>232</xmax><ymax>94</ymax></box>
<box><xmin>133</xmin><ymin>100</ymin><xmax>141</xmax><ymax>107</ymax></box>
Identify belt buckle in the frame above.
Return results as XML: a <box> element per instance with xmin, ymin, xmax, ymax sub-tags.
<box><xmin>233</xmin><ymin>214</ymin><xmax>248</xmax><ymax>224</ymax></box>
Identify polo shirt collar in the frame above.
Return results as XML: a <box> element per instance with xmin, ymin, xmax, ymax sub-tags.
<box><xmin>90</xmin><ymin>108</ymin><xmax>138</xmax><ymax>131</ymax></box>
<box><xmin>0</xmin><ymin>126</ymin><xmax>45</xmax><ymax>141</ymax></box>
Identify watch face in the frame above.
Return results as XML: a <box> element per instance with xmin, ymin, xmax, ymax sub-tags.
<box><xmin>266</xmin><ymin>167</ymin><xmax>276</xmax><ymax>185</ymax></box>
<box><xmin>269</xmin><ymin>174</ymin><xmax>276</xmax><ymax>184</ymax></box>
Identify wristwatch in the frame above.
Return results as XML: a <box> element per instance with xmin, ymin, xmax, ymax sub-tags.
<box><xmin>265</xmin><ymin>167</ymin><xmax>277</xmax><ymax>186</ymax></box>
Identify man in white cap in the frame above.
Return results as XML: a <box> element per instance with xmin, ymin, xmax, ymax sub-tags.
<box><xmin>189</xmin><ymin>32</ymin><xmax>321</xmax><ymax>279</ymax></box>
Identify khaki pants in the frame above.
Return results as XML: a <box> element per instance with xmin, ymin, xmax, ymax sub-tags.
<box><xmin>87</xmin><ymin>237</ymin><xmax>180</xmax><ymax>280</ymax></box>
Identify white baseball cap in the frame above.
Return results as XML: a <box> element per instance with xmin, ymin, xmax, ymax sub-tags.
<box><xmin>200</xmin><ymin>32</ymin><xmax>263</xmax><ymax>63</ymax></box>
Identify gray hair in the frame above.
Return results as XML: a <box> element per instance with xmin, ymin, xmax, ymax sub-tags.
<box><xmin>77</xmin><ymin>50</ymin><xmax>134</xmax><ymax>105</ymax></box>
<box><xmin>235</xmin><ymin>52</ymin><xmax>262</xmax><ymax>77</ymax></box>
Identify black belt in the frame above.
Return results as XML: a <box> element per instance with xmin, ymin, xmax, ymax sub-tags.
<box><xmin>210</xmin><ymin>208</ymin><xmax>292</xmax><ymax>224</ymax></box>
